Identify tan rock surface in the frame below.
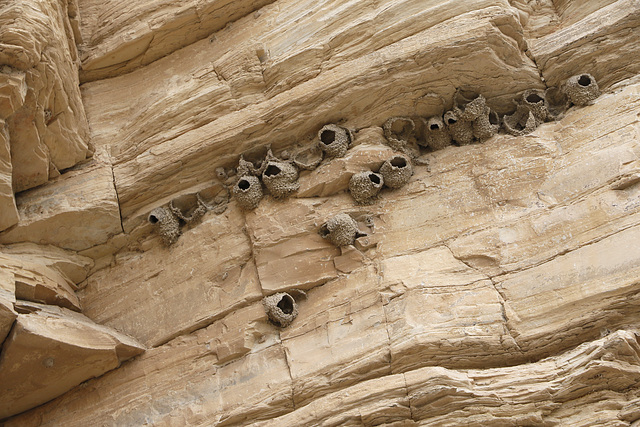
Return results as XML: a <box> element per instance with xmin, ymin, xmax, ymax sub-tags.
<box><xmin>2</xmin><ymin>0</ymin><xmax>640</xmax><ymax>424</ymax></box>
<box><xmin>0</xmin><ymin>0</ymin><xmax>91</xmax><ymax>192</ymax></box>
<box><xmin>0</xmin><ymin>161</ymin><xmax>121</xmax><ymax>251</ymax></box>
<box><xmin>0</xmin><ymin>302</ymin><xmax>144</xmax><ymax>420</ymax></box>
<box><xmin>252</xmin><ymin>330</ymin><xmax>640</xmax><ymax>426</ymax></box>
<box><xmin>3</xmin><ymin>304</ymin><xmax>290</xmax><ymax>426</ymax></box>
<box><xmin>77</xmin><ymin>0</ymin><xmax>277</xmax><ymax>82</ymax></box>
<box><xmin>0</xmin><ymin>243</ymin><xmax>94</xmax><ymax>285</ymax></box>
<box><xmin>0</xmin><ymin>268</ymin><xmax>17</xmax><ymax>344</ymax></box>
<box><xmin>78</xmin><ymin>205</ymin><xmax>262</xmax><ymax>347</ymax></box>
<box><xmin>529</xmin><ymin>0</ymin><xmax>640</xmax><ymax>89</ymax></box>
<box><xmin>0</xmin><ymin>254</ymin><xmax>81</xmax><ymax>311</ymax></box>
<box><xmin>0</xmin><ymin>121</ymin><xmax>18</xmax><ymax>232</ymax></box>
<box><xmin>82</xmin><ymin>3</ymin><xmax>543</xmax><ymax>223</ymax></box>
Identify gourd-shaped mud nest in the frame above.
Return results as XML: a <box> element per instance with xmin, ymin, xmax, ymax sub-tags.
<box><xmin>564</xmin><ymin>73</ymin><xmax>600</xmax><ymax>106</ymax></box>
<box><xmin>349</xmin><ymin>171</ymin><xmax>384</xmax><ymax>204</ymax></box>
<box><xmin>148</xmin><ymin>207</ymin><xmax>181</xmax><ymax>246</ymax></box>
<box><xmin>233</xmin><ymin>175</ymin><xmax>263</xmax><ymax>210</ymax></box>
<box><xmin>262</xmin><ymin>160</ymin><xmax>300</xmax><ymax>199</ymax></box>
<box><xmin>422</xmin><ymin>116</ymin><xmax>451</xmax><ymax>150</ymax></box>
<box><xmin>379</xmin><ymin>154</ymin><xmax>413</xmax><ymax>189</ymax></box>
<box><xmin>263</xmin><ymin>292</ymin><xmax>298</xmax><ymax>328</ymax></box>
<box><xmin>318</xmin><ymin>124</ymin><xmax>351</xmax><ymax>158</ymax></box>
<box><xmin>444</xmin><ymin>110</ymin><xmax>474</xmax><ymax>146</ymax></box>
<box><xmin>319</xmin><ymin>213</ymin><xmax>364</xmax><ymax>247</ymax></box>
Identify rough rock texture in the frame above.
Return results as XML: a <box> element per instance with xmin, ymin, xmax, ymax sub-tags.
<box><xmin>0</xmin><ymin>302</ymin><xmax>144</xmax><ymax>420</ymax></box>
<box><xmin>0</xmin><ymin>161</ymin><xmax>121</xmax><ymax>251</ymax></box>
<box><xmin>2</xmin><ymin>0</ymin><xmax>640</xmax><ymax>425</ymax></box>
<box><xmin>0</xmin><ymin>0</ymin><xmax>91</xmax><ymax>193</ymax></box>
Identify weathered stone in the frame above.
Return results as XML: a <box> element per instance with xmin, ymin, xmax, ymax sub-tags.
<box><xmin>281</xmin><ymin>267</ymin><xmax>391</xmax><ymax>407</ymax></box>
<box><xmin>0</xmin><ymin>0</ymin><xmax>91</xmax><ymax>192</ymax></box>
<box><xmin>77</xmin><ymin>0</ymin><xmax>278</xmax><ymax>82</ymax></box>
<box><xmin>297</xmin><ymin>133</ymin><xmax>394</xmax><ymax>198</ymax></box>
<box><xmin>4</xmin><ymin>304</ymin><xmax>290</xmax><ymax>426</ymax></box>
<box><xmin>0</xmin><ymin>121</ymin><xmax>18</xmax><ymax>232</ymax></box>
<box><xmin>254</xmin><ymin>330</ymin><xmax>640</xmax><ymax>426</ymax></box>
<box><xmin>0</xmin><ymin>243</ymin><xmax>94</xmax><ymax>285</ymax></box>
<box><xmin>79</xmin><ymin>205</ymin><xmax>262</xmax><ymax>347</ymax></box>
<box><xmin>0</xmin><ymin>302</ymin><xmax>144</xmax><ymax>420</ymax></box>
<box><xmin>0</xmin><ymin>254</ymin><xmax>80</xmax><ymax>311</ymax></box>
<box><xmin>529</xmin><ymin>0</ymin><xmax>640</xmax><ymax>89</ymax></box>
<box><xmin>82</xmin><ymin>4</ymin><xmax>543</xmax><ymax>222</ymax></box>
<box><xmin>0</xmin><ymin>268</ymin><xmax>17</xmax><ymax>344</ymax></box>
<box><xmin>0</xmin><ymin>162</ymin><xmax>121</xmax><ymax>251</ymax></box>
<box><xmin>4</xmin><ymin>0</ymin><xmax>640</xmax><ymax>424</ymax></box>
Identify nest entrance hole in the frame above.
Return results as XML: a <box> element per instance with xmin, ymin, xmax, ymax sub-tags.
<box><xmin>578</xmin><ymin>75</ymin><xmax>592</xmax><ymax>86</ymax></box>
<box><xmin>320</xmin><ymin>129</ymin><xmax>336</xmax><ymax>145</ymax></box>
<box><xmin>430</xmin><ymin>123</ymin><xmax>441</xmax><ymax>130</ymax></box>
<box><xmin>238</xmin><ymin>178</ymin><xmax>251</xmax><ymax>190</ymax></box>
<box><xmin>526</xmin><ymin>93</ymin><xmax>544</xmax><ymax>103</ymax></box>
<box><xmin>447</xmin><ymin>117</ymin><xmax>457</xmax><ymax>125</ymax></box>
<box><xmin>390</xmin><ymin>156</ymin><xmax>407</xmax><ymax>168</ymax></box>
<box><xmin>277</xmin><ymin>294</ymin><xmax>295</xmax><ymax>314</ymax></box>
<box><xmin>148</xmin><ymin>214</ymin><xmax>159</xmax><ymax>224</ymax></box>
<box><xmin>264</xmin><ymin>164</ymin><xmax>282</xmax><ymax>177</ymax></box>
<box><xmin>319</xmin><ymin>224</ymin><xmax>330</xmax><ymax>238</ymax></box>
<box><xmin>369</xmin><ymin>173</ymin><xmax>381</xmax><ymax>184</ymax></box>
<box><xmin>489</xmin><ymin>111</ymin><xmax>499</xmax><ymax>125</ymax></box>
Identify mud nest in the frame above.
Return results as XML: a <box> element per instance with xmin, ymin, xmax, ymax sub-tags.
<box><xmin>319</xmin><ymin>213</ymin><xmax>362</xmax><ymax>247</ymax></box>
<box><xmin>521</xmin><ymin>89</ymin><xmax>549</xmax><ymax>123</ymax></box>
<box><xmin>148</xmin><ymin>207</ymin><xmax>181</xmax><ymax>246</ymax></box>
<box><xmin>453</xmin><ymin>91</ymin><xmax>487</xmax><ymax>121</ymax></box>
<box><xmin>263</xmin><ymin>292</ymin><xmax>299</xmax><ymax>328</ymax></box>
<box><xmin>318</xmin><ymin>124</ymin><xmax>351</xmax><ymax>158</ymax></box>
<box><xmin>349</xmin><ymin>171</ymin><xmax>384</xmax><ymax>204</ymax></box>
<box><xmin>444</xmin><ymin>110</ymin><xmax>474</xmax><ymax>146</ymax></box>
<box><xmin>233</xmin><ymin>175</ymin><xmax>263</xmax><ymax>210</ymax></box>
<box><xmin>262</xmin><ymin>160</ymin><xmax>300</xmax><ymax>199</ymax></box>
<box><xmin>564</xmin><ymin>73</ymin><xmax>601</xmax><ymax>106</ymax></box>
<box><xmin>422</xmin><ymin>116</ymin><xmax>451</xmax><ymax>150</ymax></box>
<box><xmin>379</xmin><ymin>154</ymin><xmax>413</xmax><ymax>189</ymax></box>
<box><xmin>472</xmin><ymin>106</ymin><xmax>500</xmax><ymax>141</ymax></box>
<box><xmin>503</xmin><ymin>104</ymin><xmax>538</xmax><ymax>136</ymax></box>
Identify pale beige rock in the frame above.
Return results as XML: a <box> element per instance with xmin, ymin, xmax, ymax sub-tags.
<box><xmin>529</xmin><ymin>0</ymin><xmax>640</xmax><ymax>89</ymax></box>
<box><xmin>0</xmin><ymin>162</ymin><xmax>121</xmax><ymax>251</ymax></box>
<box><xmin>553</xmin><ymin>0</ymin><xmax>619</xmax><ymax>25</ymax></box>
<box><xmin>0</xmin><ymin>243</ymin><xmax>94</xmax><ymax>285</ymax></box>
<box><xmin>77</xmin><ymin>0</ymin><xmax>277</xmax><ymax>82</ymax></box>
<box><xmin>0</xmin><ymin>0</ymin><xmax>91</xmax><ymax>192</ymax></box>
<box><xmin>0</xmin><ymin>121</ymin><xmax>18</xmax><ymax>232</ymax></box>
<box><xmin>4</xmin><ymin>304</ymin><xmax>291</xmax><ymax>426</ymax></box>
<box><xmin>0</xmin><ymin>268</ymin><xmax>17</xmax><ymax>344</ymax></box>
<box><xmin>281</xmin><ymin>267</ymin><xmax>391</xmax><ymax>407</ymax></box>
<box><xmin>82</xmin><ymin>3</ymin><xmax>543</xmax><ymax>222</ymax></box>
<box><xmin>0</xmin><ymin>301</ymin><xmax>144</xmax><ymax>420</ymax></box>
<box><xmin>0</xmin><ymin>254</ymin><xmax>80</xmax><ymax>311</ymax></box>
<box><xmin>79</xmin><ymin>205</ymin><xmax>262</xmax><ymax>347</ymax></box>
<box><xmin>297</xmin><ymin>131</ymin><xmax>394</xmax><ymax>198</ymax></box>
<box><xmin>245</xmin><ymin>194</ymin><xmax>377</xmax><ymax>294</ymax></box>
<box><xmin>405</xmin><ymin>329</ymin><xmax>640</xmax><ymax>425</ymax></box>
<box><xmin>4</xmin><ymin>0</ymin><xmax>640</xmax><ymax>424</ymax></box>
<box><xmin>254</xmin><ymin>330</ymin><xmax>640</xmax><ymax>426</ymax></box>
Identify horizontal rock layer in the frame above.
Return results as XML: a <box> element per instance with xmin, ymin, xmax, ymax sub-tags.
<box><xmin>2</xmin><ymin>0</ymin><xmax>640</xmax><ymax>424</ymax></box>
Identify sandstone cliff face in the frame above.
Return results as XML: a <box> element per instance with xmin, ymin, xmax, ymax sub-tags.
<box><xmin>1</xmin><ymin>0</ymin><xmax>640</xmax><ymax>425</ymax></box>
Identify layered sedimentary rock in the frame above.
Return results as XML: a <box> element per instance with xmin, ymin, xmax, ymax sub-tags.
<box><xmin>0</xmin><ymin>0</ymin><xmax>91</xmax><ymax>193</ymax></box>
<box><xmin>2</xmin><ymin>0</ymin><xmax>640</xmax><ymax>425</ymax></box>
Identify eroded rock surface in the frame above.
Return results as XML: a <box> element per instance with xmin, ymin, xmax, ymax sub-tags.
<box><xmin>2</xmin><ymin>0</ymin><xmax>640</xmax><ymax>424</ymax></box>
